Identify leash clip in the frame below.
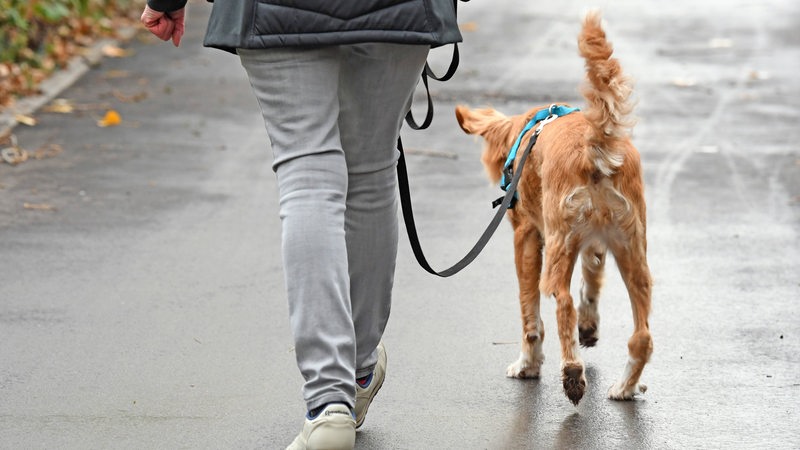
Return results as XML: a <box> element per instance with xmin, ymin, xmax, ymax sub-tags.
<box><xmin>535</xmin><ymin>104</ymin><xmax>560</xmax><ymax>134</ymax></box>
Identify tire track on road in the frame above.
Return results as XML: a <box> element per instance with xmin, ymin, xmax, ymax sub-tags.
<box><xmin>650</xmin><ymin>9</ymin><xmax>769</xmax><ymax>226</ymax></box>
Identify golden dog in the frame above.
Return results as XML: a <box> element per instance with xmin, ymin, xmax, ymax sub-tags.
<box><xmin>455</xmin><ymin>11</ymin><xmax>652</xmax><ymax>405</ymax></box>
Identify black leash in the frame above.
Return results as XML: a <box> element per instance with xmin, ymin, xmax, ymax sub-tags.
<box><xmin>404</xmin><ymin>45</ymin><xmax>460</xmax><ymax>130</ymax></box>
<box><xmin>396</xmin><ymin>127</ymin><xmax>541</xmax><ymax>277</ymax></box>
<box><xmin>397</xmin><ymin>0</ymin><xmax>529</xmax><ymax>278</ymax></box>
<box><xmin>405</xmin><ymin>0</ymin><xmax>466</xmax><ymax>131</ymax></box>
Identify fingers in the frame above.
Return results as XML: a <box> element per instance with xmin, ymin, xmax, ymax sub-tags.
<box><xmin>140</xmin><ymin>5</ymin><xmax>165</xmax><ymax>29</ymax></box>
<box><xmin>148</xmin><ymin>18</ymin><xmax>177</xmax><ymax>42</ymax></box>
<box><xmin>140</xmin><ymin>5</ymin><xmax>186</xmax><ymax>47</ymax></box>
<box><xmin>169</xmin><ymin>9</ymin><xmax>186</xmax><ymax>47</ymax></box>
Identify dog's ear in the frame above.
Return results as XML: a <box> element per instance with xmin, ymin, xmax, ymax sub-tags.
<box><xmin>455</xmin><ymin>105</ymin><xmax>516</xmax><ymax>184</ymax></box>
<box><xmin>455</xmin><ymin>105</ymin><xmax>514</xmax><ymax>142</ymax></box>
<box><xmin>455</xmin><ymin>105</ymin><xmax>477</xmax><ymax>134</ymax></box>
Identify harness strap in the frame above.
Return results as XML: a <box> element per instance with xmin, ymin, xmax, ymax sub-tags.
<box><xmin>500</xmin><ymin>105</ymin><xmax>579</xmax><ymax>192</ymax></box>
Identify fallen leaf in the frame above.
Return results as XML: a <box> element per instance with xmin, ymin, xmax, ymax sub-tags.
<box><xmin>101</xmin><ymin>45</ymin><xmax>133</xmax><ymax>58</ymax></box>
<box><xmin>1</xmin><ymin>147</ymin><xmax>28</xmax><ymax>165</ymax></box>
<box><xmin>0</xmin><ymin>131</ymin><xmax>16</xmax><ymax>147</ymax></box>
<box><xmin>14</xmin><ymin>114</ymin><xmax>37</xmax><ymax>126</ymax></box>
<box><xmin>31</xmin><ymin>143</ymin><xmax>64</xmax><ymax>160</ymax></box>
<box><xmin>112</xmin><ymin>89</ymin><xmax>148</xmax><ymax>103</ymax></box>
<box><xmin>103</xmin><ymin>70</ymin><xmax>130</xmax><ymax>79</ymax></box>
<box><xmin>97</xmin><ymin>109</ymin><xmax>122</xmax><ymax>127</ymax></box>
<box><xmin>460</xmin><ymin>22</ymin><xmax>478</xmax><ymax>32</ymax></box>
<box><xmin>42</xmin><ymin>98</ymin><xmax>75</xmax><ymax>114</ymax></box>
<box><xmin>71</xmin><ymin>102</ymin><xmax>112</xmax><ymax>112</ymax></box>
<box><xmin>23</xmin><ymin>202</ymin><xmax>56</xmax><ymax>211</ymax></box>
<box><xmin>748</xmin><ymin>70</ymin><xmax>770</xmax><ymax>81</ymax></box>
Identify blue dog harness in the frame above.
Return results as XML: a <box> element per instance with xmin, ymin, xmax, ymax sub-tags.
<box><xmin>497</xmin><ymin>104</ymin><xmax>580</xmax><ymax>208</ymax></box>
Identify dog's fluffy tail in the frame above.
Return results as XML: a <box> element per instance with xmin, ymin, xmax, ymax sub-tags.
<box><xmin>578</xmin><ymin>11</ymin><xmax>635</xmax><ymax>176</ymax></box>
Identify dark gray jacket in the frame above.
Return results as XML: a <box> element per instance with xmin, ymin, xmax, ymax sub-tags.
<box><xmin>147</xmin><ymin>0</ymin><xmax>462</xmax><ymax>53</ymax></box>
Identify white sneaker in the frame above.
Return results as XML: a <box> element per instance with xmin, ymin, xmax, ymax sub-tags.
<box><xmin>286</xmin><ymin>403</ymin><xmax>355</xmax><ymax>450</ymax></box>
<box><xmin>355</xmin><ymin>342</ymin><xmax>387</xmax><ymax>428</ymax></box>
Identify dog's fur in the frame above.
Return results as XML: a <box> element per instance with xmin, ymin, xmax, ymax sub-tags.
<box><xmin>455</xmin><ymin>11</ymin><xmax>652</xmax><ymax>405</ymax></box>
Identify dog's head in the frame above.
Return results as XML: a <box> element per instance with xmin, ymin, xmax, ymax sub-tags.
<box><xmin>455</xmin><ymin>105</ymin><xmax>532</xmax><ymax>184</ymax></box>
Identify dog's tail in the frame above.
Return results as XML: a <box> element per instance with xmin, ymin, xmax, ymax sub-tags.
<box><xmin>578</xmin><ymin>11</ymin><xmax>635</xmax><ymax>176</ymax></box>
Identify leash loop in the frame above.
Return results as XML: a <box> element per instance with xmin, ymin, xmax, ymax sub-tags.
<box><xmin>404</xmin><ymin>0</ymin><xmax>469</xmax><ymax>131</ymax></box>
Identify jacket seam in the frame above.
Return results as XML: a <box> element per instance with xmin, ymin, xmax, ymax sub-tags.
<box><xmin>254</xmin><ymin>0</ymin><xmax>418</xmax><ymax>21</ymax></box>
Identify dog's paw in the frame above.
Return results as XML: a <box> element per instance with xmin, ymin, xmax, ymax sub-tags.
<box><xmin>578</xmin><ymin>325</ymin><xmax>599</xmax><ymax>347</ymax></box>
<box><xmin>562</xmin><ymin>362</ymin><xmax>587</xmax><ymax>405</ymax></box>
<box><xmin>607</xmin><ymin>381</ymin><xmax>647</xmax><ymax>400</ymax></box>
<box><xmin>506</xmin><ymin>352</ymin><xmax>543</xmax><ymax>379</ymax></box>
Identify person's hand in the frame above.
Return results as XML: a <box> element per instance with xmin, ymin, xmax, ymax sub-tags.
<box><xmin>140</xmin><ymin>5</ymin><xmax>186</xmax><ymax>47</ymax></box>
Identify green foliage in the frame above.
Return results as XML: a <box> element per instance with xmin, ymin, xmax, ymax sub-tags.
<box><xmin>0</xmin><ymin>0</ymin><xmax>141</xmax><ymax>104</ymax></box>
<box><xmin>35</xmin><ymin>2</ymin><xmax>72</xmax><ymax>22</ymax></box>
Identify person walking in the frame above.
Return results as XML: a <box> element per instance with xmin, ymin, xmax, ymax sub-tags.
<box><xmin>140</xmin><ymin>1</ymin><xmax>462</xmax><ymax>449</ymax></box>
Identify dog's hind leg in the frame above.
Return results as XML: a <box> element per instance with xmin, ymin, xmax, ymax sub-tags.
<box><xmin>578</xmin><ymin>243</ymin><xmax>606</xmax><ymax>347</ymax></box>
<box><xmin>506</xmin><ymin>223</ymin><xmax>546</xmax><ymax>379</ymax></box>
<box><xmin>607</xmin><ymin>234</ymin><xmax>653</xmax><ymax>400</ymax></box>
<box><xmin>541</xmin><ymin>231</ymin><xmax>585</xmax><ymax>405</ymax></box>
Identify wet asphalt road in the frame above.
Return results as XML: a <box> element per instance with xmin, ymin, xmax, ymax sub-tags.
<box><xmin>1</xmin><ymin>1</ymin><xmax>798</xmax><ymax>449</ymax></box>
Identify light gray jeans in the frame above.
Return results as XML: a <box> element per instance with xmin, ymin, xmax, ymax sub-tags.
<box><xmin>238</xmin><ymin>44</ymin><xmax>429</xmax><ymax>411</ymax></box>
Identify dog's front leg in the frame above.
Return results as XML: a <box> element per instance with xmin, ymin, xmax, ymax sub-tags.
<box><xmin>506</xmin><ymin>223</ymin><xmax>545</xmax><ymax>379</ymax></box>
